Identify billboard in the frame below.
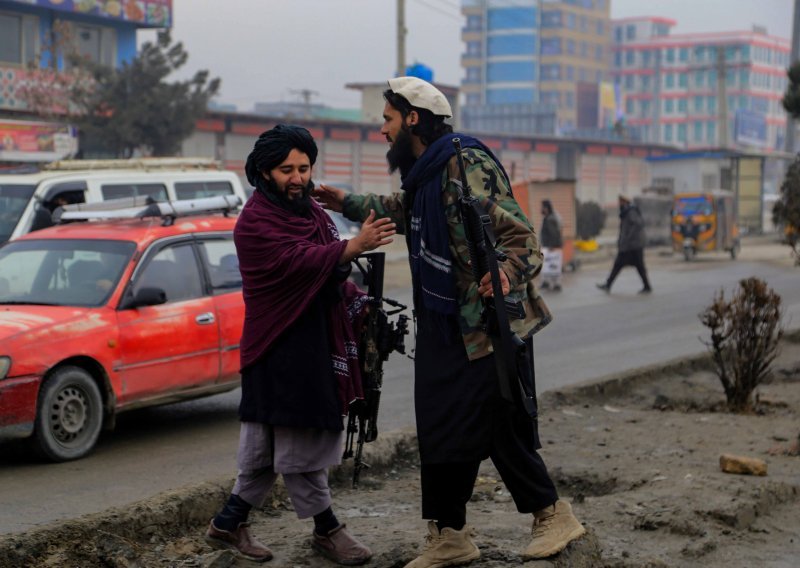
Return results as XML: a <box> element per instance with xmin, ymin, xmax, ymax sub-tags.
<box><xmin>7</xmin><ymin>0</ymin><xmax>172</xmax><ymax>27</ymax></box>
<box><xmin>734</xmin><ymin>109</ymin><xmax>767</xmax><ymax>147</ymax></box>
<box><xmin>0</xmin><ymin>119</ymin><xmax>78</xmax><ymax>162</ymax></box>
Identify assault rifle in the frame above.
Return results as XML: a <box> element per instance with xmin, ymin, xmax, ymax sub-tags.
<box><xmin>451</xmin><ymin>137</ymin><xmax>538</xmax><ymax>419</ymax></box>
<box><xmin>343</xmin><ymin>252</ymin><xmax>409</xmax><ymax>488</ymax></box>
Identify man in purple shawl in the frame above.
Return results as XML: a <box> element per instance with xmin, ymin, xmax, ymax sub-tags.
<box><xmin>204</xmin><ymin>125</ymin><xmax>395</xmax><ymax>565</ymax></box>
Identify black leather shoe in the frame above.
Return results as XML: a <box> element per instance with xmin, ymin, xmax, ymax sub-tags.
<box><xmin>596</xmin><ymin>283</ymin><xmax>610</xmax><ymax>292</ymax></box>
<box><xmin>638</xmin><ymin>287</ymin><xmax>652</xmax><ymax>294</ymax></box>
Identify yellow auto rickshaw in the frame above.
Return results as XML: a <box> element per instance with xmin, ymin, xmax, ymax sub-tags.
<box><xmin>671</xmin><ymin>190</ymin><xmax>740</xmax><ymax>261</ymax></box>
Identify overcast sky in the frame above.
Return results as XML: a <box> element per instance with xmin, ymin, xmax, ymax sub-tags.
<box><xmin>138</xmin><ymin>0</ymin><xmax>794</xmax><ymax>112</ymax></box>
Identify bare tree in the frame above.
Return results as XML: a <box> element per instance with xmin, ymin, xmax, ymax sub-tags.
<box><xmin>699</xmin><ymin>277</ymin><xmax>783</xmax><ymax>412</ymax></box>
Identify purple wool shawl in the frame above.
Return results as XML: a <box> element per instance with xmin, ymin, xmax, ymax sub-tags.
<box><xmin>234</xmin><ymin>190</ymin><xmax>367</xmax><ymax>414</ymax></box>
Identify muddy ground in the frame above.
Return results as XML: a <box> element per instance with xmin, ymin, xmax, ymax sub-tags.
<box><xmin>1</xmin><ymin>338</ymin><xmax>798</xmax><ymax>568</ymax></box>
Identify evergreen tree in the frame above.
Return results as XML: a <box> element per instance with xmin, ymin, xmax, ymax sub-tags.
<box><xmin>20</xmin><ymin>29</ymin><xmax>219</xmax><ymax>158</ymax></box>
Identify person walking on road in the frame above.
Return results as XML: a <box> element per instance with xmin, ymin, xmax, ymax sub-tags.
<box><xmin>204</xmin><ymin>125</ymin><xmax>395</xmax><ymax>565</ymax></box>
<box><xmin>315</xmin><ymin>77</ymin><xmax>585</xmax><ymax>567</ymax></box>
<box><xmin>597</xmin><ymin>194</ymin><xmax>652</xmax><ymax>294</ymax></box>
<box><xmin>539</xmin><ymin>199</ymin><xmax>563</xmax><ymax>292</ymax></box>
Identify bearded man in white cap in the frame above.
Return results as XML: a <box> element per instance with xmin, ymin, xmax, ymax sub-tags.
<box><xmin>315</xmin><ymin>77</ymin><xmax>585</xmax><ymax>566</ymax></box>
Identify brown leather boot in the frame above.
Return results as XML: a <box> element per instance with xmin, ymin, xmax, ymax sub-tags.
<box><xmin>311</xmin><ymin>523</ymin><xmax>372</xmax><ymax>566</ymax></box>
<box><xmin>204</xmin><ymin>520</ymin><xmax>273</xmax><ymax>562</ymax></box>
<box><xmin>523</xmin><ymin>500</ymin><xmax>586</xmax><ymax>559</ymax></box>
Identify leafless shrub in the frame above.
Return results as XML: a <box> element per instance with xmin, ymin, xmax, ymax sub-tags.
<box><xmin>699</xmin><ymin>277</ymin><xmax>783</xmax><ymax>412</ymax></box>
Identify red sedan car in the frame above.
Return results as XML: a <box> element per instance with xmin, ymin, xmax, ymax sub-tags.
<box><xmin>0</xmin><ymin>203</ymin><xmax>244</xmax><ymax>461</ymax></box>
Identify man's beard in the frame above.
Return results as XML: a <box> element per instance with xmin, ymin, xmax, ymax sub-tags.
<box><xmin>386</xmin><ymin>126</ymin><xmax>417</xmax><ymax>177</ymax></box>
<box><xmin>264</xmin><ymin>177</ymin><xmax>314</xmax><ymax>216</ymax></box>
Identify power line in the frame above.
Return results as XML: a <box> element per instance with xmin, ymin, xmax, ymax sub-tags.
<box><xmin>410</xmin><ymin>0</ymin><xmax>462</xmax><ymax>22</ymax></box>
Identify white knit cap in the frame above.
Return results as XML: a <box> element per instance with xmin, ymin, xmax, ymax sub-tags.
<box><xmin>387</xmin><ymin>76</ymin><xmax>452</xmax><ymax>118</ymax></box>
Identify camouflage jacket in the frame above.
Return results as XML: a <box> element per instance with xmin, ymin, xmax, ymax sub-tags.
<box><xmin>343</xmin><ymin>148</ymin><xmax>552</xmax><ymax>360</ymax></box>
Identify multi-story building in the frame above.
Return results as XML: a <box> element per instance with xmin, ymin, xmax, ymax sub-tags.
<box><xmin>460</xmin><ymin>0</ymin><xmax>612</xmax><ymax>134</ymax></box>
<box><xmin>0</xmin><ymin>0</ymin><xmax>172</xmax><ymax>164</ymax></box>
<box><xmin>612</xmin><ymin>17</ymin><xmax>790</xmax><ymax>152</ymax></box>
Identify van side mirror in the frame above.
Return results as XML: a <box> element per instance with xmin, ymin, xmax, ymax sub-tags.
<box><xmin>120</xmin><ymin>286</ymin><xmax>167</xmax><ymax>309</ymax></box>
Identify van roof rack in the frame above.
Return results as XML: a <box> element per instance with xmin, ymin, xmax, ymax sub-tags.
<box><xmin>44</xmin><ymin>157</ymin><xmax>224</xmax><ymax>172</ymax></box>
<box><xmin>54</xmin><ymin>195</ymin><xmax>241</xmax><ymax>226</ymax></box>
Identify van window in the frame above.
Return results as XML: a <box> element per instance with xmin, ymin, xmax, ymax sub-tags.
<box><xmin>174</xmin><ymin>181</ymin><xmax>234</xmax><ymax>200</ymax></box>
<box><xmin>101</xmin><ymin>183</ymin><xmax>168</xmax><ymax>201</ymax></box>
<box><xmin>0</xmin><ymin>184</ymin><xmax>35</xmax><ymax>243</ymax></box>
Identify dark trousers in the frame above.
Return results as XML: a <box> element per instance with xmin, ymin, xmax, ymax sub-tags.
<box><xmin>420</xmin><ymin>405</ymin><xmax>559</xmax><ymax>526</ymax></box>
<box><xmin>606</xmin><ymin>248</ymin><xmax>651</xmax><ymax>289</ymax></box>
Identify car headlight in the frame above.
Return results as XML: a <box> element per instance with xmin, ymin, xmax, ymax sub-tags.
<box><xmin>0</xmin><ymin>357</ymin><xmax>10</xmax><ymax>380</ymax></box>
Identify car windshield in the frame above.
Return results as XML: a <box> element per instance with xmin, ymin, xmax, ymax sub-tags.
<box><xmin>675</xmin><ymin>196</ymin><xmax>713</xmax><ymax>217</ymax></box>
<box><xmin>0</xmin><ymin>239</ymin><xmax>136</xmax><ymax>307</ymax></box>
<box><xmin>0</xmin><ymin>184</ymin><xmax>35</xmax><ymax>243</ymax></box>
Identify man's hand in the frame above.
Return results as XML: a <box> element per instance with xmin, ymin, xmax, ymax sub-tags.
<box><xmin>478</xmin><ymin>268</ymin><xmax>510</xmax><ymax>298</ymax></box>
<box><xmin>313</xmin><ymin>183</ymin><xmax>346</xmax><ymax>213</ymax></box>
<box><xmin>340</xmin><ymin>210</ymin><xmax>396</xmax><ymax>263</ymax></box>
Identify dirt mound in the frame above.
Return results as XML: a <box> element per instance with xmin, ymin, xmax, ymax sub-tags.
<box><xmin>2</xmin><ymin>344</ymin><xmax>799</xmax><ymax>567</ymax></box>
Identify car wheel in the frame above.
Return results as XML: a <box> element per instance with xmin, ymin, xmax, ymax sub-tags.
<box><xmin>33</xmin><ymin>366</ymin><xmax>103</xmax><ymax>462</ymax></box>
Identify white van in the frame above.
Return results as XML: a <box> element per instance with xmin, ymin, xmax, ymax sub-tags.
<box><xmin>0</xmin><ymin>158</ymin><xmax>248</xmax><ymax>244</ymax></box>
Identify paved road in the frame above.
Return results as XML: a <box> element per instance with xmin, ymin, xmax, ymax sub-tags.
<box><xmin>1</xmin><ymin>240</ymin><xmax>798</xmax><ymax>534</ymax></box>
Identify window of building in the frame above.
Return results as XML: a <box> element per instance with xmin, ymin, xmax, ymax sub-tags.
<box><xmin>626</xmin><ymin>98</ymin><xmax>634</xmax><ymax>114</ymax></box>
<box><xmin>540</xmin><ymin>64</ymin><xmax>561</xmax><ymax>81</ymax></box>
<box><xmin>541</xmin><ymin>91</ymin><xmax>560</xmax><ymax>107</ymax></box>
<box><xmin>466</xmin><ymin>93</ymin><xmax>481</xmax><ymax>106</ymax></box>
<box><xmin>641</xmin><ymin>75</ymin><xmax>651</xmax><ymax>90</ymax></box>
<box><xmin>0</xmin><ymin>11</ymin><xmax>38</xmax><ymax>66</ymax></box>
<box><xmin>641</xmin><ymin>100</ymin><xmax>650</xmax><ymax>115</ymax></box>
<box><xmin>565</xmin><ymin>91</ymin><xmax>575</xmax><ymax>109</ymax></box>
<box><xmin>542</xmin><ymin>11</ymin><xmax>562</xmax><ymax>28</ymax></box>
<box><xmin>466</xmin><ymin>15</ymin><xmax>482</xmax><ymax>30</ymax></box>
<box><xmin>566</xmin><ymin>13</ymin><xmax>577</xmax><ymax>29</ymax></box>
<box><xmin>664</xmin><ymin>99</ymin><xmax>674</xmax><ymax>114</ymax></box>
<box><xmin>694</xmin><ymin>96</ymin><xmax>703</xmax><ymax>112</ymax></box>
<box><xmin>567</xmin><ymin>39</ymin><xmax>576</xmax><ymax>54</ymax></box>
<box><xmin>678</xmin><ymin>98</ymin><xmax>687</xmax><ymax>113</ymax></box>
<box><xmin>565</xmin><ymin>65</ymin><xmax>574</xmax><ymax>80</ymax></box>
<box><xmin>665</xmin><ymin>48</ymin><xmax>675</xmax><ymax>63</ymax></box>
<box><xmin>678</xmin><ymin>73</ymin><xmax>687</xmax><ymax>88</ymax></box>
<box><xmin>625</xmin><ymin>50</ymin><xmax>634</xmax><ymax>65</ymax></box>
<box><xmin>614</xmin><ymin>51</ymin><xmax>621</xmax><ymax>66</ymax></box>
<box><xmin>642</xmin><ymin>49</ymin><xmax>652</xmax><ymax>66</ymax></box>
<box><xmin>665</xmin><ymin>73</ymin><xmax>675</xmax><ymax>89</ymax></box>
<box><xmin>625</xmin><ymin>74</ymin><xmax>634</xmax><ymax>89</ymax></box>
<box><xmin>694</xmin><ymin>121</ymin><xmax>703</xmax><ymax>142</ymax></box>
<box><xmin>678</xmin><ymin>123</ymin><xmax>687</xmax><ymax>142</ymax></box>
<box><xmin>489</xmin><ymin>7</ymin><xmax>536</xmax><ymax>29</ymax></box>
<box><xmin>664</xmin><ymin>123</ymin><xmax>673</xmax><ymax>142</ymax></box>
<box><xmin>486</xmin><ymin>88</ymin><xmax>535</xmax><ymax>105</ymax></box>
<box><xmin>487</xmin><ymin>61</ymin><xmax>537</xmax><ymax>82</ymax></box>
<box><xmin>488</xmin><ymin>34</ymin><xmax>536</xmax><ymax>56</ymax></box>
<box><xmin>465</xmin><ymin>67</ymin><xmax>481</xmax><ymax>83</ymax></box>
<box><xmin>695</xmin><ymin>70</ymin><xmax>705</xmax><ymax>87</ymax></box>
<box><xmin>707</xmin><ymin>96</ymin><xmax>716</xmax><ymax>113</ymax></box>
<box><xmin>625</xmin><ymin>24</ymin><xmax>635</xmax><ymax>40</ymax></box>
<box><xmin>679</xmin><ymin>48</ymin><xmax>688</xmax><ymax>62</ymax></box>
<box><xmin>581</xmin><ymin>41</ymin><xmax>588</xmax><ymax>57</ymax></box>
<box><xmin>466</xmin><ymin>41</ymin><xmax>481</xmax><ymax>56</ymax></box>
<box><xmin>614</xmin><ymin>26</ymin><xmax>623</xmax><ymax>42</ymax></box>
<box><xmin>541</xmin><ymin>37</ymin><xmax>562</xmax><ymax>55</ymax></box>
<box><xmin>595</xmin><ymin>45</ymin><xmax>603</xmax><ymax>61</ymax></box>
<box><xmin>596</xmin><ymin>20</ymin><xmax>604</xmax><ymax>36</ymax></box>
<box><xmin>579</xmin><ymin>67</ymin><xmax>587</xmax><ymax>81</ymax></box>
<box><xmin>67</xmin><ymin>23</ymin><xmax>116</xmax><ymax>68</ymax></box>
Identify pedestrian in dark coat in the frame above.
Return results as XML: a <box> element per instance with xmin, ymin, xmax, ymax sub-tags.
<box><xmin>597</xmin><ymin>195</ymin><xmax>652</xmax><ymax>294</ymax></box>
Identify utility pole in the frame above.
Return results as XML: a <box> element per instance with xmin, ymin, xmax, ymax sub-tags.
<box><xmin>397</xmin><ymin>0</ymin><xmax>406</xmax><ymax>77</ymax></box>
<box><xmin>786</xmin><ymin>0</ymin><xmax>800</xmax><ymax>154</ymax></box>
<box><xmin>290</xmin><ymin>88</ymin><xmax>318</xmax><ymax>119</ymax></box>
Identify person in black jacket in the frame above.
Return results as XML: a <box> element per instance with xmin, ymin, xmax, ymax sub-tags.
<box><xmin>597</xmin><ymin>195</ymin><xmax>652</xmax><ymax>294</ymax></box>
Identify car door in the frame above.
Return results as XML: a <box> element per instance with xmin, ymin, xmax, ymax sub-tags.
<box><xmin>115</xmin><ymin>238</ymin><xmax>221</xmax><ymax>403</ymax></box>
<box><xmin>195</xmin><ymin>235</ymin><xmax>243</xmax><ymax>386</ymax></box>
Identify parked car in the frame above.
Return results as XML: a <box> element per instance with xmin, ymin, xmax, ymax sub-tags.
<box><xmin>0</xmin><ymin>157</ymin><xmax>249</xmax><ymax>245</ymax></box>
<box><xmin>0</xmin><ymin>197</ymin><xmax>245</xmax><ymax>461</ymax></box>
